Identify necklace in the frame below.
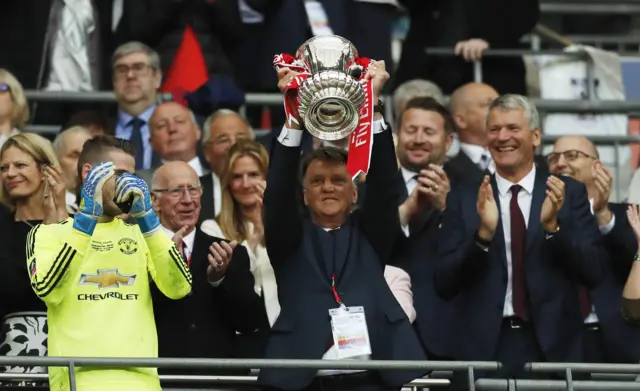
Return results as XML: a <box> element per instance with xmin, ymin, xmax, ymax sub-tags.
<box><xmin>14</xmin><ymin>212</ymin><xmax>35</xmax><ymax>228</ymax></box>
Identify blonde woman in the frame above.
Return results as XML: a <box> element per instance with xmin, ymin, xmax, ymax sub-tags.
<box><xmin>200</xmin><ymin>140</ymin><xmax>277</xmax><ymax>356</ymax></box>
<box><xmin>0</xmin><ymin>133</ymin><xmax>67</xmax><ymax>381</ymax></box>
<box><xmin>0</xmin><ymin>69</ymin><xmax>29</xmax><ymax>148</ymax></box>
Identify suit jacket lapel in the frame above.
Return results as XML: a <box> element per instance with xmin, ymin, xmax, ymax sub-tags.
<box><xmin>397</xmin><ymin>171</ymin><xmax>409</xmax><ymax>204</ymax></box>
<box><xmin>490</xmin><ymin>175</ymin><xmax>508</xmax><ymax>270</ymax></box>
<box><xmin>333</xmin><ymin>222</ymin><xmax>353</xmax><ymax>280</ymax></box>
<box><xmin>526</xmin><ymin>169</ymin><xmax>547</xmax><ymax>254</ymax></box>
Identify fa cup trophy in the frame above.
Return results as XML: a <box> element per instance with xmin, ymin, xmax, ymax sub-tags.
<box><xmin>273</xmin><ymin>35</ymin><xmax>376</xmax><ymax>177</ymax></box>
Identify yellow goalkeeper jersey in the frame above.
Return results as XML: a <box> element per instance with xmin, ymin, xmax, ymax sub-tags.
<box><xmin>26</xmin><ymin>217</ymin><xmax>192</xmax><ymax>391</ymax></box>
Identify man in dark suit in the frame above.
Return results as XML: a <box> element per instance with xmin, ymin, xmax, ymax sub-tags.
<box><xmin>260</xmin><ymin>61</ymin><xmax>426</xmax><ymax>391</ymax></box>
<box><xmin>150</xmin><ymin>161</ymin><xmax>265</xmax><ymax>382</ymax></box>
<box><xmin>435</xmin><ymin>94</ymin><xmax>608</xmax><ymax>384</ymax></box>
<box><xmin>445</xmin><ymin>82</ymin><xmax>547</xmax><ymax>185</ymax></box>
<box><xmin>389</xmin><ymin>97</ymin><xmax>461</xmax><ymax>361</ymax></box>
<box><xmin>548</xmin><ymin>135</ymin><xmax>640</xmax><ymax>363</ymax></box>
<box><xmin>136</xmin><ymin>101</ymin><xmax>209</xmax><ymax>185</ymax></box>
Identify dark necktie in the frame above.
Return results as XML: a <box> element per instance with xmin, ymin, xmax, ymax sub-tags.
<box><xmin>129</xmin><ymin>117</ymin><xmax>145</xmax><ymax>170</ymax></box>
<box><xmin>579</xmin><ymin>287</ymin><xmax>592</xmax><ymax>319</ymax></box>
<box><xmin>510</xmin><ymin>184</ymin><xmax>529</xmax><ymax>321</ymax></box>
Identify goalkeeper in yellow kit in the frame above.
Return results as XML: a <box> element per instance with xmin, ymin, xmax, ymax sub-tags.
<box><xmin>26</xmin><ymin>136</ymin><xmax>192</xmax><ymax>391</ymax></box>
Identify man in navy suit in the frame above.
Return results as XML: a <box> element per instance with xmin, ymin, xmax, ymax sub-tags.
<box><xmin>548</xmin><ymin>135</ymin><xmax>640</xmax><ymax>363</ymax></box>
<box><xmin>435</xmin><ymin>94</ymin><xmax>608</xmax><ymax>383</ymax></box>
<box><xmin>259</xmin><ymin>61</ymin><xmax>427</xmax><ymax>391</ymax></box>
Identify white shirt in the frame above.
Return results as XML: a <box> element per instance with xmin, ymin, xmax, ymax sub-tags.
<box><xmin>47</xmin><ymin>0</ymin><xmax>95</xmax><ymax>92</ymax></box>
<box><xmin>399</xmin><ymin>167</ymin><xmax>418</xmax><ymax>237</ymax></box>
<box><xmin>210</xmin><ymin>172</ymin><xmax>222</xmax><ymax>218</ymax></box>
<box><xmin>494</xmin><ymin>165</ymin><xmax>537</xmax><ymax>318</ymax></box>
<box><xmin>459</xmin><ymin>142</ymin><xmax>495</xmax><ymax>174</ymax></box>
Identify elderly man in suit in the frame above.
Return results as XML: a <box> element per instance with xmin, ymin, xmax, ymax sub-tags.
<box><xmin>136</xmin><ymin>102</ymin><xmax>209</xmax><ymax>185</ymax></box>
<box><xmin>435</xmin><ymin>94</ymin><xmax>608</xmax><ymax>386</ymax></box>
<box><xmin>150</xmin><ymin>161</ymin><xmax>265</xmax><ymax>383</ymax></box>
<box><xmin>260</xmin><ymin>61</ymin><xmax>426</xmax><ymax>391</ymax></box>
<box><xmin>547</xmin><ymin>135</ymin><xmax>640</xmax><ymax>364</ymax></box>
<box><xmin>445</xmin><ymin>82</ymin><xmax>548</xmax><ymax>185</ymax></box>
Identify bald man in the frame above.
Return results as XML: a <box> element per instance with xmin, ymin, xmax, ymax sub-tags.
<box><xmin>136</xmin><ymin>102</ymin><xmax>209</xmax><ymax>186</ymax></box>
<box><xmin>445</xmin><ymin>83</ymin><xmax>548</xmax><ymax>184</ymax></box>
<box><xmin>149</xmin><ymin>161</ymin><xmax>265</xmax><ymax>380</ymax></box>
<box><xmin>548</xmin><ymin>135</ymin><xmax>640</xmax><ymax>364</ymax></box>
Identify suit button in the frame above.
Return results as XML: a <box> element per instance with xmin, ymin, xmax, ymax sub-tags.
<box><xmin>189</xmin><ymin>324</ymin><xmax>197</xmax><ymax>331</ymax></box>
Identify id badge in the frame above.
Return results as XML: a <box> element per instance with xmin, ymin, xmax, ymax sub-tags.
<box><xmin>329</xmin><ymin>306</ymin><xmax>372</xmax><ymax>359</ymax></box>
<box><xmin>304</xmin><ymin>1</ymin><xmax>334</xmax><ymax>36</ymax></box>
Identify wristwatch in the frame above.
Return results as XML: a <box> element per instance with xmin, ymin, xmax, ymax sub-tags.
<box><xmin>373</xmin><ymin>99</ymin><xmax>384</xmax><ymax>114</ymax></box>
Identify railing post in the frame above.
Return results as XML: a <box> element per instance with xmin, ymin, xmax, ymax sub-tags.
<box><xmin>566</xmin><ymin>367</ymin><xmax>575</xmax><ymax>391</ymax></box>
<box><xmin>468</xmin><ymin>366</ymin><xmax>476</xmax><ymax>391</ymax></box>
<box><xmin>68</xmin><ymin>360</ymin><xmax>77</xmax><ymax>391</ymax></box>
<box><xmin>473</xmin><ymin>61</ymin><xmax>483</xmax><ymax>83</ymax></box>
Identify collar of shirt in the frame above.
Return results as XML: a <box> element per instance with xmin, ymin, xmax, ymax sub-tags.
<box><xmin>459</xmin><ymin>142</ymin><xmax>489</xmax><ymax>165</ymax></box>
<box><xmin>117</xmin><ymin>104</ymin><xmax>156</xmax><ymax>129</ymax></box>
<box><xmin>400</xmin><ymin>166</ymin><xmax>419</xmax><ymax>185</ymax></box>
<box><xmin>495</xmin><ymin>164</ymin><xmax>537</xmax><ymax>197</ymax></box>
<box><xmin>162</xmin><ymin>226</ymin><xmax>196</xmax><ymax>258</ymax></box>
<box><xmin>160</xmin><ymin>156</ymin><xmax>205</xmax><ymax>177</ymax></box>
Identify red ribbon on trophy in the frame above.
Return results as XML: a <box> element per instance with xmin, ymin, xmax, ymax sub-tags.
<box><xmin>273</xmin><ymin>54</ymin><xmax>375</xmax><ymax>179</ymax></box>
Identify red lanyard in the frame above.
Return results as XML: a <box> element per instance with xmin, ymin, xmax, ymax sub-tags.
<box><xmin>331</xmin><ymin>273</ymin><xmax>344</xmax><ymax>305</ymax></box>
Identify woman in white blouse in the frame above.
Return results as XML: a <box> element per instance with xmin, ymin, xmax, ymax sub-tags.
<box><xmin>200</xmin><ymin>140</ymin><xmax>280</xmax><ymax>333</ymax></box>
<box><xmin>0</xmin><ymin>69</ymin><xmax>29</xmax><ymax>149</ymax></box>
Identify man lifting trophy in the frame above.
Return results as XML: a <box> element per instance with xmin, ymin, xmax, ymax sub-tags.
<box><xmin>262</xmin><ymin>37</ymin><xmax>427</xmax><ymax>391</ymax></box>
<box><xmin>273</xmin><ymin>35</ymin><xmax>389</xmax><ymax>178</ymax></box>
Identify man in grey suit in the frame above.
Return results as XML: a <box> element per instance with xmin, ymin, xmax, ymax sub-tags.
<box><xmin>136</xmin><ymin>101</ymin><xmax>209</xmax><ymax>186</ymax></box>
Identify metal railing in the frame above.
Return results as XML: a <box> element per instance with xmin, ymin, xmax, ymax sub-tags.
<box><xmin>4</xmin><ymin>358</ymin><xmax>640</xmax><ymax>391</ymax></box>
<box><xmin>0</xmin><ymin>357</ymin><xmax>503</xmax><ymax>391</ymax></box>
<box><xmin>540</xmin><ymin>0</ymin><xmax>640</xmax><ymax>14</ymax></box>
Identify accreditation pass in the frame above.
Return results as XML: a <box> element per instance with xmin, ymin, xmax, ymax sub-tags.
<box><xmin>329</xmin><ymin>306</ymin><xmax>372</xmax><ymax>359</ymax></box>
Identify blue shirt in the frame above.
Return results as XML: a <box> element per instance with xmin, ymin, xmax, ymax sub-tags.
<box><xmin>115</xmin><ymin>105</ymin><xmax>156</xmax><ymax>170</ymax></box>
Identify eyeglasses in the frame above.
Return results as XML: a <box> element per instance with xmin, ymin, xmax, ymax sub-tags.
<box><xmin>0</xmin><ymin>84</ymin><xmax>10</xmax><ymax>92</ymax></box>
<box><xmin>546</xmin><ymin>150</ymin><xmax>596</xmax><ymax>165</ymax></box>
<box><xmin>113</xmin><ymin>63</ymin><xmax>154</xmax><ymax>79</ymax></box>
<box><xmin>153</xmin><ymin>185</ymin><xmax>203</xmax><ymax>199</ymax></box>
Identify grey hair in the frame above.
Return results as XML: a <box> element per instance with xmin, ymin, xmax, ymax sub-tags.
<box><xmin>112</xmin><ymin>41</ymin><xmax>161</xmax><ymax>70</ymax></box>
<box><xmin>52</xmin><ymin>126</ymin><xmax>92</xmax><ymax>156</ymax></box>
<box><xmin>487</xmin><ymin>94</ymin><xmax>540</xmax><ymax>130</ymax></box>
<box><xmin>201</xmin><ymin>109</ymin><xmax>254</xmax><ymax>144</ymax></box>
<box><xmin>393</xmin><ymin>79</ymin><xmax>444</xmax><ymax>117</ymax></box>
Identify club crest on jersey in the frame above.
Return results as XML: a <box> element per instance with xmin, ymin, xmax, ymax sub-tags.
<box><xmin>78</xmin><ymin>269</ymin><xmax>136</xmax><ymax>289</ymax></box>
<box><xmin>118</xmin><ymin>238</ymin><xmax>138</xmax><ymax>255</ymax></box>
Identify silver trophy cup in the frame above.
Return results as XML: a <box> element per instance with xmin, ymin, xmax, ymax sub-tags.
<box><xmin>296</xmin><ymin>36</ymin><xmax>366</xmax><ymax>141</ymax></box>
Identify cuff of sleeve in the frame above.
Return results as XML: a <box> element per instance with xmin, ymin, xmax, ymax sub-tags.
<box><xmin>401</xmin><ymin>224</ymin><xmax>410</xmax><ymax>237</ymax></box>
<box><xmin>600</xmin><ymin>214</ymin><xmax>616</xmax><ymax>235</ymax></box>
<box><xmin>373</xmin><ymin>119</ymin><xmax>387</xmax><ymax>134</ymax></box>
<box><xmin>277</xmin><ymin>126</ymin><xmax>303</xmax><ymax>147</ymax></box>
<box><xmin>208</xmin><ymin>276</ymin><xmax>226</xmax><ymax>287</ymax></box>
<box><xmin>137</xmin><ymin>211</ymin><xmax>161</xmax><ymax>236</ymax></box>
<box><xmin>72</xmin><ymin>213</ymin><xmax>97</xmax><ymax>236</ymax></box>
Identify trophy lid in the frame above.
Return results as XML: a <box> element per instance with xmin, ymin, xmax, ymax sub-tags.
<box><xmin>295</xmin><ymin>35</ymin><xmax>359</xmax><ymax>75</ymax></box>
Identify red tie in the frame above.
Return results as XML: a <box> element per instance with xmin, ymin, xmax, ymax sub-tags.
<box><xmin>579</xmin><ymin>287</ymin><xmax>591</xmax><ymax>319</ymax></box>
<box><xmin>161</xmin><ymin>25</ymin><xmax>209</xmax><ymax>104</ymax></box>
<box><xmin>510</xmin><ymin>185</ymin><xmax>529</xmax><ymax>321</ymax></box>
